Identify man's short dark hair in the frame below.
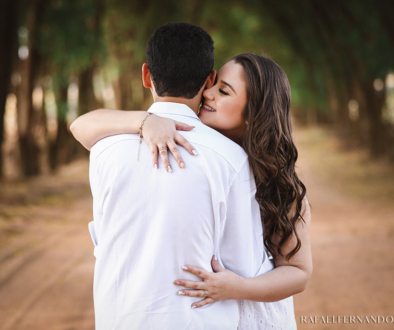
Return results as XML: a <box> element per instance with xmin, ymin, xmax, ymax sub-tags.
<box><xmin>146</xmin><ymin>22</ymin><xmax>214</xmax><ymax>99</ymax></box>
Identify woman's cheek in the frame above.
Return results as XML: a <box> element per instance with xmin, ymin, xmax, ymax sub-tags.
<box><xmin>218</xmin><ymin>113</ymin><xmax>237</xmax><ymax>130</ymax></box>
<box><xmin>223</xmin><ymin>107</ymin><xmax>239</xmax><ymax>123</ymax></box>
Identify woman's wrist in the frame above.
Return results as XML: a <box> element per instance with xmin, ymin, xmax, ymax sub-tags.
<box><xmin>230</xmin><ymin>274</ymin><xmax>269</xmax><ymax>301</ymax></box>
<box><xmin>231</xmin><ymin>274</ymin><xmax>248</xmax><ymax>300</ymax></box>
<box><xmin>129</xmin><ymin>111</ymin><xmax>151</xmax><ymax>133</ymax></box>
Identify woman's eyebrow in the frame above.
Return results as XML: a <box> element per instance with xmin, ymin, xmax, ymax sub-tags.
<box><xmin>221</xmin><ymin>80</ymin><xmax>236</xmax><ymax>94</ymax></box>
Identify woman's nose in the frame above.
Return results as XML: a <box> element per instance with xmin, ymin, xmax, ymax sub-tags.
<box><xmin>203</xmin><ymin>87</ymin><xmax>214</xmax><ymax>100</ymax></box>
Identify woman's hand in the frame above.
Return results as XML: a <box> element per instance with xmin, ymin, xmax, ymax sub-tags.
<box><xmin>143</xmin><ymin>114</ymin><xmax>197</xmax><ymax>172</ymax></box>
<box><xmin>174</xmin><ymin>256</ymin><xmax>244</xmax><ymax>308</ymax></box>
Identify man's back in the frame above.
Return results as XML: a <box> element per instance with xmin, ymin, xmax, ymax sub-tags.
<box><xmin>89</xmin><ymin>103</ymin><xmax>264</xmax><ymax>329</ymax></box>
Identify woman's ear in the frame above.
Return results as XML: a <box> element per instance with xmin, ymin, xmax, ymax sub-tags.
<box><xmin>142</xmin><ymin>63</ymin><xmax>152</xmax><ymax>88</ymax></box>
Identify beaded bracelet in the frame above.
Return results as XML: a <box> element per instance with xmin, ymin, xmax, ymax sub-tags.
<box><xmin>137</xmin><ymin>112</ymin><xmax>153</xmax><ymax>161</ymax></box>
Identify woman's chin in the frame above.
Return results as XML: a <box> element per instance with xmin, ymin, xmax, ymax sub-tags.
<box><xmin>199</xmin><ymin>113</ymin><xmax>215</xmax><ymax>128</ymax></box>
<box><xmin>200</xmin><ymin>118</ymin><xmax>212</xmax><ymax>128</ymax></box>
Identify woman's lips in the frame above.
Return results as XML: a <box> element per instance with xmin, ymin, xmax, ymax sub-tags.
<box><xmin>201</xmin><ymin>103</ymin><xmax>216</xmax><ymax>112</ymax></box>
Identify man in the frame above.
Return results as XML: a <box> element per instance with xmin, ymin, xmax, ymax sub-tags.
<box><xmin>88</xmin><ymin>22</ymin><xmax>264</xmax><ymax>329</ymax></box>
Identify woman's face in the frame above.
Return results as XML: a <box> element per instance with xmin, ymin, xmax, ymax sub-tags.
<box><xmin>199</xmin><ymin>60</ymin><xmax>248</xmax><ymax>141</ymax></box>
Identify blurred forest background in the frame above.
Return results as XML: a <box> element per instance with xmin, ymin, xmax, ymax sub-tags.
<box><xmin>1</xmin><ymin>0</ymin><xmax>394</xmax><ymax>179</ymax></box>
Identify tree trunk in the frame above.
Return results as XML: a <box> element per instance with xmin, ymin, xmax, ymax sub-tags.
<box><xmin>17</xmin><ymin>44</ymin><xmax>38</xmax><ymax>175</ymax></box>
<box><xmin>0</xmin><ymin>0</ymin><xmax>18</xmax><ymax>177</ymax></box>
<box><xmin>49</xmin><ymin>78</ymin><xmax>75</xmax><ymax>170</ymax></box>
<box><xmin>75</xmin><ymin>65</ymin><xmax>103</xmax><ymax>157</ymax></box>
<box><xmin>17</xmin><ymin>48</ymin><xmax>40</xmax><ymax>176</ymax></box>
<box><xmin>116</xmin><ymin>68</ymin><xmax>134</xmax><ymax>110</ymax></box>
<box><xmin>362</xmin><ymin>80</ymin><xmax>386</xmax><ymax>156</ymax></box>
<box><xmin>78</xmin><ymin>65</ymin><xmax>102</xmax><ymax>116</ymax></box>
<box><xmin>17</xmin><ymin>0</ymin><xmax>46</xmax><ymax>177</ymax></box>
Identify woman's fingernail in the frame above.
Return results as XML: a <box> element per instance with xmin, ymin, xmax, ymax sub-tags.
<box><xmin>191</xmin><ymin>305</ymin><xmax>197</xmax><ymax>309</ymax></box>
<box><xmin>153</xmin><ymin>164</ymin><xmax>157</xmax><ymax>169</ymax></box>
<box><xmin>180</xmin><ymin>162</ymin><xmax>185</xmax><ymax>168</ymax></box>
<box><xmin>214</xmin><ymin>254</ymin><xmax>217</xmax><ymax>261</ymax></box>
<box><xmin>192</xmin><ymin>150</ymin><xmax>198</xmax><ymax>155</ymax></box>
<box><xmin>181</xmin><ymin>266</ymin><xmax>188</xmax><ymax>271</ymax></box>
<box><xmin>167</xmin><ymin>166</ymin><xmax>173</xmax><ymax>173</ymax></box>
<box><xmin>174</xmin><ymin>280</ymin><xmax>181</xmax><ymax>285</ymax></box>
<box><xmin>178</xmin><ymin>291</ymin><xmax>185</xmax><ymax>296</ymax></box>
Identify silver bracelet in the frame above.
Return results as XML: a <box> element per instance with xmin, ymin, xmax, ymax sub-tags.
<box><xmin>137</xmin><ymin>112</ymin><xmax>153</xmax><ymax>162</ymax></box>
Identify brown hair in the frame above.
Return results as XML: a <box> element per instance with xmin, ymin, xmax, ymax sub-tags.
<box><xmin>232</xmin><ymin>53</ymin><xmax>307</xmax><ymax>261</ymax></box>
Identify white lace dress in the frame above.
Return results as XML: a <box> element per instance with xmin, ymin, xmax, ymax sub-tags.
<box><xmin>237</xmin><ymin>297</ymin><xmax>297</xmax><ymax>330</ymax></box>
<box><xmin>236</xmin><ymin>251</ymin><xmax>297</xmax><ymax>330</ymax></box>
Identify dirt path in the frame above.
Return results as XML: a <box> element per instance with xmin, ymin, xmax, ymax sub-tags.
<box><xmin>0</xmin><ymin>161</ymin><xmax>95</xmax><ymax>330</ymax></box>
<box><xmin>293</xmin><ymin>128</ymin><xmax>394</xmax><ymax>329</ymax></box>
<box><xmin>0</xmin><ymin>128</ymin><xmax>393</xmax><ymax>330</ymax></box>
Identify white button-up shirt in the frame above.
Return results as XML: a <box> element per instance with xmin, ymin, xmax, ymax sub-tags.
<box><xmin>89</xmin><ymin>102</ymin><xmax>274</xmax><ymax>330</ymax></box>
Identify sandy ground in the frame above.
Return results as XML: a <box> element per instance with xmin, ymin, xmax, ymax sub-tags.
<box><xmin>0</xmin><ymin>127</ymin><xmax>393</xmax><ymax>330</ymax></box>
<box><xmin>293</xmin><ymin>129</ymin><xmax>394</xmax><ymax>329</ymax></box>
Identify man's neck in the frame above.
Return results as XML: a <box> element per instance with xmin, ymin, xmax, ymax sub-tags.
<box><xmin>152</xmin><ymin>96</ymin><xmax>201</xmax><ymax>114</ymax></box>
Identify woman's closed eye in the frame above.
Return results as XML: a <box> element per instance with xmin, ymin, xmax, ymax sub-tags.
<box><xmin>219</xmin><ymin>88</ymin><xmax>229</xmax><ymax>95</ymax></box>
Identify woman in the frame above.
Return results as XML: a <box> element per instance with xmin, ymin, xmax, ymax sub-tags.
<box><xmin>71</xmin><ymin>54</ymin><xmax>312</xmax><ymax>329</ymax></box>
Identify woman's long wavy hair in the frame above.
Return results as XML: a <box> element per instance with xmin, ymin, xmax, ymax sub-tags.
<box><xmin>232</xmin><ymin>53</ymin><xmax>307</xmax><ymax>262</ymax></box>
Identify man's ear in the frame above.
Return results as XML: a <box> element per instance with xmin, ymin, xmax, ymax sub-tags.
<box><xmin>205</xmin><ymin>70</ymin><xmax>217</xmax><ymax>89</ymax></box>
<box><xmin>142</xmin><ymin>63</ymin><xmax>152</xmax><ymax>88</ymax></box>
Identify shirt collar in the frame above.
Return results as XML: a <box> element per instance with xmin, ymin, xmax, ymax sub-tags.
<box><xmin>147</xmin><ymin>102</ymin><xmax>201</xmax><ymax>121</ymax></box>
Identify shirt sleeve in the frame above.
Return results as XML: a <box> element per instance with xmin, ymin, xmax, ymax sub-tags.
<box><xmin>219</xmin><ymin>159</ymin><xmax>265</xmax><ymax>278</ymax></box>
<box><xmin>88</xmin><ymin>150</ymin><xmax>102</xmax><ymax>252</ymax></box>
<box><xmin>88</xmin><ymin>142</ymin><xmax>118</xmax><ymax>249</ymax></box>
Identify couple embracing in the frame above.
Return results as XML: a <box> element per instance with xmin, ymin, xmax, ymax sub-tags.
<box><xmin>71</xmin><ymin>22</ymin><xmax>312</xmax><ymax>330</ymax></box>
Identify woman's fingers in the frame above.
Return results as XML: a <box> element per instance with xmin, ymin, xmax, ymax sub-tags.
<box><xmin>177</xmin><ymin>289</ymin><xmax>206</xmax><ymax>298</ymax></box>
<box><xmin>158</xmin><ymin>145</ymin><xmax>172</xmax><ymax>173</ymax></box>
<box><xmin>174</xmin><ymin>121</ymin><xmax>195</xmax><ymax>131</ymax></box>
<box><xmin>191</xmin><ymin>298</ymin><xmax>215</xmax><ymax>309</ymax></box>
<box><xmin>180</xmin><ymin>265</ymin><xmax>210</xmax><ymax>279</ymax></box>
<box><xmin>174</xmin><ymin>279</ymin><xmax>205</xmax><ymax>290</ymax></box>
<box><xmin>148</xmin><ymin>130</ymin><xmax>197</xmax><ymax>171</ymax></box>
<box><xmin>174</xmin><ymin>132</ymin><xmax>197</xmax><ymax>156</ymax></box>
<box><xmin>167</xmin><ymin>142</ymin><xmax>185</xmax><ymax>169</ymax></box>
<box><xmin>211</xmin><ymin>255</ymin><xmax>226</xmax><ymax>273</ymax></box>
<box><xmin>176</xmin><ymin>289</ymin><xmax>215</xmax><ymax>308</ymax></box>
<box><xmin>174</xmin><ymin>265</ymin><xmax>210</xmax><ymax>289</ymax></box>
<box><xmin>148</xmin><ymin>143</ymin><xmax>159</xmax><ymax>169</ymax></box>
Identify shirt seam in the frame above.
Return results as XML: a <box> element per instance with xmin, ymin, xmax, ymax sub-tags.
<box><xmin>93</xmin><ymin>136</ymin><xmax>247</xmax><ymax>173</ymax></box>
<box><xmin>92</xmin><ymin>137</ymin><xmax>139</xmax><ymax>160</ymax></box>
<box><xmin>148</xmin><ymin>110</ymin><xmax>201</xmax><ymax>122</ymax></box>
<box><xmin>224</xmin><ymin>157</ymin><xmax>250</xmax><ymax>199</ymax></box>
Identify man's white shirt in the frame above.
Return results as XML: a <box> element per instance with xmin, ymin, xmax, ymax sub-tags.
<box><xmin>89</xmin><ymin>102</ymin><xmax>274</xmax><ymax>330</ymax></box>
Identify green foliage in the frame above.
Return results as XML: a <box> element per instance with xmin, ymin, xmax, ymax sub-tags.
<box><xmin>30</xmin><ymin>0</ymin><xmax>394</xmax><ymax>153</ymax></box>
<box><xmin>37</xmin><ymin>0</ymin><xmax>106</xmax><ymax>76</ymax></box>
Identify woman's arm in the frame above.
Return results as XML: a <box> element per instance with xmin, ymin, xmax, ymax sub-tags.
<box><xmin>70</xmin><ymin>109</ymin><xmax>197</xmax><ymax>169</ymax></box>
<box><xmin>174</xmin><ymin>197</ymin><xmax>312</xmax><ymax>308</ymax></box>
<box><xmin>70</xmin><ymin>109</ymin><xmax>147</xmax><ymax>150</ymax></box>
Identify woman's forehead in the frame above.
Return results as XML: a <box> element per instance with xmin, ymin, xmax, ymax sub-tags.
<box><xmin>218</xmin><ymin>61</ymin><xmax>246</xmax><ymax>92</ymax></box>
<box><xmin>218</xmin><ymin>61</ymin><xmax>243</xmax><ymax>78</ymax></box>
